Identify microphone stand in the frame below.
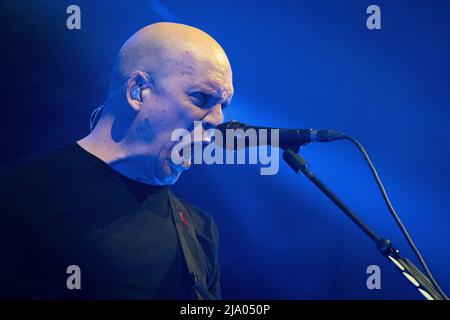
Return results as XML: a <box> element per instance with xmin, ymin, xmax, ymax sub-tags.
<box><xmin>283</xmin><ymin>148</ymin><xmax>445</xmax><ymax>300</ymax></box>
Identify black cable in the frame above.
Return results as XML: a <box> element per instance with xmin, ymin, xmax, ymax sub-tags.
<box><xmin>342</xmin><ymin>134</ymin><xmax>448</xmax><ymax>300</ymax></box>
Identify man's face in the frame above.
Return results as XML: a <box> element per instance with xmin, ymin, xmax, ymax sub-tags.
<box><xmin>140</xmin><ymin>50</ymin><xmax>234</xmax><ymax>185</ymax></box>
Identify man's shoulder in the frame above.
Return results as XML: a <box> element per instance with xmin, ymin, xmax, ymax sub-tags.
<box><xmin>0</xmin><ymin>144</ymin><xmax>81</xmax><ymax>226</ymax></box>
<box><xmin>0</xmin><ymin>143</ymin><xmax>80</xmax><ymax>189</ymax></box>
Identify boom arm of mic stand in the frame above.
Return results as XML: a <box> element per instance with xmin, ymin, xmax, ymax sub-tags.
<box><xmin>283</xmin><ymin>149</ymin><xmax>445</xmax><ymax>300</ymax></box>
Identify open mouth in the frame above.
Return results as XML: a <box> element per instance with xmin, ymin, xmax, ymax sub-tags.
<box><xmin>178</xmin><ymin>148</ymin><xmax>192</xmax><ymax>169</ymax></box>
<box><xmin>171</xmin><ymin>140</ymin><xmax>212</xmax><ymax>171</ymax></box>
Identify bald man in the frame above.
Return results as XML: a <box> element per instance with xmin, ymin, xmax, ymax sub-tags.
<box><xmin>0</xmin><ymin>22</ymin><xmax>233</xmax><ymax>299</ymax></box>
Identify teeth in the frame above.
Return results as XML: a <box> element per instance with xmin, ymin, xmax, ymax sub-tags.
<box><xmin>181</xmin><ymin>157</ymin><xmax>192</xmax><ymax>169</ymax></box>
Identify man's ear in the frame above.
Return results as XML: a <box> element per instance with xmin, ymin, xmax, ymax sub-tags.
<box><xmin>126</xmin><ymin>71</ymin><xmax>151</xmax><ymax>112</ymax></box>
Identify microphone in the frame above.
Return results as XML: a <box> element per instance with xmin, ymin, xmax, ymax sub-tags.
<box><xmin>215</xmin><ymin>120</ymin><xmax>345</xmax><ymax>150</ymax></box>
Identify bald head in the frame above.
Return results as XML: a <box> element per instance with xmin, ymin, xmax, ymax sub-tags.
<box><xmin>109</xmin><ymin>22</ymin><xmax>232</xmax><ymax>95</ymax></box>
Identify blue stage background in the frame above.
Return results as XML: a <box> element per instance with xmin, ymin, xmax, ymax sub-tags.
<box><xmin>1</xmin><ymin>0</ymin><xmax>449</xmax><ymax>299</ymax></box>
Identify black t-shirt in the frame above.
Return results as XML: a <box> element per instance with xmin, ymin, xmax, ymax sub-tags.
<box><xmin>0</xmin><ymin>142</ymin><xmax>197</xmax><ymax>299</ymax></box>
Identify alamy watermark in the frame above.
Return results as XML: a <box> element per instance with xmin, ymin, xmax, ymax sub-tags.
<box><xmin>66</xmin><ymin>264</ymin><xmax>81</xmax><ymax>290</ymax></box>
<box><xmin>366</xmin><ymin>264</ymin><xmax>381</xmax><ymax>290</ymax></box>
<box><xmin>366</xmin><ymin>5</ymin><xmax>381</xmax><ymax>30</ymax></box>
<box><xmin>170</xmin><ymin>121</ymin><xmax>280</xmax><ymax>175</ymax></box>
<box><xmin>66</xmin><ymin>5</ymin><xmax>81</xmax><ymax>30</ymax></box>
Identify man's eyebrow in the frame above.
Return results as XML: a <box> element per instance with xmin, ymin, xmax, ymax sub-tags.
<box><xmin>193</xmin><ymin>82</ymin><xmax>221</xmax><ymax>94</ymax></box>
<box><xmin>191</xmin><ymin>81</ymin><xmax>233</xmax><ymax>106</ymax></box>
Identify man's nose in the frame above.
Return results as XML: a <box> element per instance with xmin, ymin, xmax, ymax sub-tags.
<box><xmin>200</xmin><ymin>104</ymin><xmax>224</xmax><ymax>143</ymax></box>
<box><xmin>202</xmin><ymin>104</ymin><xmax>224</xmax><ymax>128</ymax></box>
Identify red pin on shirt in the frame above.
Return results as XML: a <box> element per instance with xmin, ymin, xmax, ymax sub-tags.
<box><xmin>179</xmin><ymin>211</ymin><xmax>190</xmax><ymax>227</ymax></box>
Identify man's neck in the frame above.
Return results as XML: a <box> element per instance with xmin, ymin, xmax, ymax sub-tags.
<box><xmin>77</xmin><ymin>131</ymin><xmax>123</xmax><ymax>164</ymax></box>
<box><xmin>77</xmin><ymin>132</ymin><xmax>161</xmax><ymax>186</ymax></box>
